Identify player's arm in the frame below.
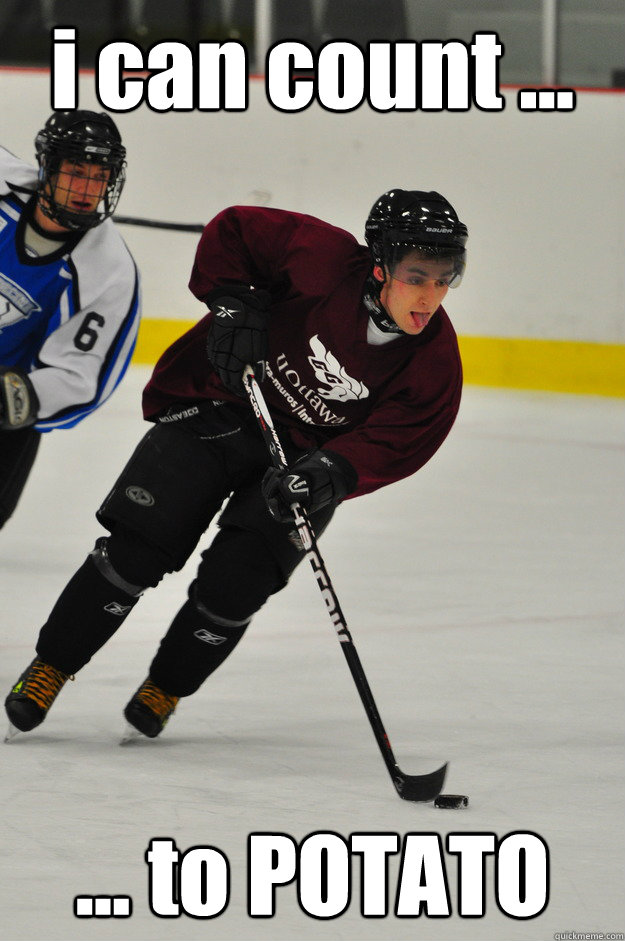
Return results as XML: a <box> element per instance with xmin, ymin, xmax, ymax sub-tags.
<box><xmin>0</xmin><ymin>367</ymin><xmax>39</xmax><ymax>430</ymax></box>
<box><xmin>196</xmin><ymin>208</ymin><xmax>345</xmax><ymax>395</ymax></box>
<box><xmin>320</xmin><ymin>375</ymin><xmax>462</xmax><ymax>499</ymax></box>
<box><xmin>205</xmin><ymin>284</ymin><xmax>272</xmax><ymax>394</ymax></box>
<box><xmin>190</xmin><ymin>206</ymin><xmax>354</xmax><ymax>310</ymax></box>
<box><xmin>189</xmin><ymin>209</ymin><xmax>295</xmax><ymax>395</ymax></box>
<box><xmin>29</xmin><ymin>246</ymin><xmax>140</xmax><ymax>431</ymax></box>
<box><xmin>0</xmin><ymin>145</ymin><xmax>39</xmax><ymax>198</ymax></box>
<box><xmin>189</xmin><ymin>206</ymin><xmax>298</xmax><ymax>300</ymax></box>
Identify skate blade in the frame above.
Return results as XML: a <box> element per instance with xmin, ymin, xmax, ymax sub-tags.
<box><xmin>4</xmin><ymin>723</ymin><xmax>22</xmax><ymax>743</ymax></box>
<box><xmin>119</xmin><ymin>723</ymin><xmax>144</xmax><ymax>745</ymax></box>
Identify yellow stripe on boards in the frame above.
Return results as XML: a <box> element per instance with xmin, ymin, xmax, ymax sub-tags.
<box><xmin>133</xmin><ymin>318</ymin><xmax>195</xmax><ymax>365</ymax></box>
<box><xmin>132</xmin><ymin>319</ymin><xmax>625</xmax><ymax>399</ymax></box>
<box><xmin>458</xmin><ymin>336</ymin><xmax>625</xmax><ymax>398</ymax></box>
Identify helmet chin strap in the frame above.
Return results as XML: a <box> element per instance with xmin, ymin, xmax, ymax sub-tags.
<box><xmin>363</xmin><ymin>273</ymin><xmax>403</xmax><ymax>334</ymax></box>
<box><xmin>28</xmin><ymin>202</ymin><xmax>73</xmax><ymax>241</ymax></box>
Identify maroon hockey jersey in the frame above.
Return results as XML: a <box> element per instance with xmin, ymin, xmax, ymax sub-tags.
<box><xmin>142</xmin><ymin>206</ymin><xmax>462</xmax><ymax>499</ymax></box>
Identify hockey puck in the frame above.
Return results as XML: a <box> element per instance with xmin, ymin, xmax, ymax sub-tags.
<box><xmin>434</xmin><ymin>794</ymin><xmax>469</xmax><ymax>809</ymax></box>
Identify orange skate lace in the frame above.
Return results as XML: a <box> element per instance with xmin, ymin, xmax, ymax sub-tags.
<box><xmin>136</xmin><ymin>680</ymin><xmax>179</xmax><ymax>717</ymax></box>
<box><xmin>15</xmin><ymin>659</ymin><xmax>73</xmax><ymax>710</ymax></box>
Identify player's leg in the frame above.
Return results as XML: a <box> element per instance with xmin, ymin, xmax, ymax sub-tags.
<box><xmin>0</xmin><ymin>428</ymin><xmax>41</xmax><ymax>529</ymax></box>
<box><xmin>124</xmin><ymin>478</ymin><xmax>337</xmax><ymax>736</ymax></box>
<box><xmin>5</xmin><ymin>422</ymin><xmax>232</xmax><ymax>732</ymax></box>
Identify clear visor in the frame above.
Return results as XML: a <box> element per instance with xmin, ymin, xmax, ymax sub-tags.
<box><xmin>386</xmin><ymin>246</ymin><xmax>466</xmax><ymax>288</ymax></box>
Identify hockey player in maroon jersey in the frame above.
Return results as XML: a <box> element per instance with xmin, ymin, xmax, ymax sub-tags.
<box><xmin>5</xmin><ymin>189</ymin><xmax>468</xmax><ymax>739</ymax></box>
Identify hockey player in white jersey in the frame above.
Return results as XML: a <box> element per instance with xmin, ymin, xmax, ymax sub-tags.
<box><xmin>0</xmin><ymin>110</ymin><xmax>141</xmax><ymax>527</ymax></box>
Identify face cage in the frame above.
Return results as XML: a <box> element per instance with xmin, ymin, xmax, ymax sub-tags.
<box><xmin>37</xmin><ymin>151</ymin><xmax>126</xmax><ymax>231</ymax></box>
<box><xmin>380</xmin><ymin>241</ymin><xmax>467</xmax><ymax>289</ymax></box>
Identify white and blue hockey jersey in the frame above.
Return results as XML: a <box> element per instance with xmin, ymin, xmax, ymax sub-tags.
<box><xmin>0</xmin><ymin>146</ymin><xmax>141</xmax><ymax>432</ymax></box>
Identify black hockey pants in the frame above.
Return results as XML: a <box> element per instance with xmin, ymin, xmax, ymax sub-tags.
<box><xmin>0</xmin><ymin>428</ymin><xmax>41</xmax><ymax>529</ymax></box>
<box><xmin>36</xmin><ymin>406</ymin><xmax>336</xmax><ymax>695</ymax></box>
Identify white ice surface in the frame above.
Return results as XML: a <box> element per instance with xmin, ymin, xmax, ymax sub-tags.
<box><xmin>1</xmin><ymin>367</ymin><xmax>623</xmax><ymax>941</ymax></box>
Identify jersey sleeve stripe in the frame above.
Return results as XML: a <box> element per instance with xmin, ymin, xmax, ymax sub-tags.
<box><xmin>59</xmin><ymin>285</ymin><xmax>71</xmax><ymax>326</ymax></box>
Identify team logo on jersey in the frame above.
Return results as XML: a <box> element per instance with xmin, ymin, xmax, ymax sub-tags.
<box><xmin>307</xmin><ymin>335</ymin><xmax>369</xmax><ymax>402</ymax></box>
<box><xmin>0</xmin><ymin>273</ymin><xmax>41</xmax><ymax>331</ymax></box>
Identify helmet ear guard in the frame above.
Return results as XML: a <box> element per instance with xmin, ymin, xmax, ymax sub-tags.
<box><xmin>365</xmin><ymin>189</ymin><xmax>468</xmax><ymax>287</ymax></box>
<box><xmin>35</xmin><ymin>110</ymin><xmax>126</xmax><ymax>231</ymax></box>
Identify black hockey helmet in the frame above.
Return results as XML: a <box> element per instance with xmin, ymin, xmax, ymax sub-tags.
<box><xmin>365</xmin><ymin>189</ymin><xmax>468</xmax><ymax>287</ymax></box>
<box><xmin>34</xmin><ymin>110</ymin><xmax>126</xmax><ymax>231</ymax></box>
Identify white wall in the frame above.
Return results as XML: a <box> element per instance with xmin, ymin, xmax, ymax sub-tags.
<box><xmin>1</xmin><ymin>68</ymin><xmax>623</xmax><ymax>343</ymax></box>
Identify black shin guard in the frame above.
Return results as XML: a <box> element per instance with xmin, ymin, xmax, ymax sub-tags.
<box><xmin>148</xmin><ymin>587</ymin><xmax>249</xmax><ymax>697</ymax></box>
<box><xmin>36</xmin><ymin>543</ymin><xmax>143</xmax><ymax>675</ymax></box>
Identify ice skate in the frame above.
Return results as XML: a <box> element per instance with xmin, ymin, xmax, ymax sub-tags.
<box><xmin>4</xmin><ymin>659</ymin><xmax>74</xmax><ymax>733</ymax></box>
<box><xmin>123</xmin><ymin>678</ymin><xmax>179</xmax><ymax>739</ymax></box>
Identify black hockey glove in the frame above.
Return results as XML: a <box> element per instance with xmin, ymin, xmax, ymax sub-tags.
<box><xmin>262</xmin><ymin>449</ymin><xmax>358</xmax><ymax>523</ymax></box>
<box><xmin>0</xmin><ymin>366</ymin><xmax>39</xmax><ymax>431</ymax></box>
<box><xmin>205</xmin><ymin>286</ymin><xmax>271</xmax><ymax>395</ymax></box>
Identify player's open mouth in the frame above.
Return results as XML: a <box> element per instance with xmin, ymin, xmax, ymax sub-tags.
<box><xmin>410</xmin><ymin>312</ymin><xmax>430</xmax><ymax>329</ymax></box>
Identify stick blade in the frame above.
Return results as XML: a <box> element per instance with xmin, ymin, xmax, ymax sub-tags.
<box><xmin>394</xmin><ymin>762</ymin><xmax>448</xmax><ymax>802</ymax></box>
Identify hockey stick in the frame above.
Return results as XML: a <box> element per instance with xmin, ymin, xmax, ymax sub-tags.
<box><xmin>115</xmin><ymin>215</ymin><xmax>204</xmax><ymax>232</ymax></box>
<box><xmin>243</xmin><ymin>366</ymin><xmax>447</xmax><ymax>802</ymax></box>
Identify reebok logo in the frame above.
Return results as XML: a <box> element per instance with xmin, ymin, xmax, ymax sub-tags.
<box><xmin>215</xmin><ymin>306</ymin><xmax>237</xmax><ymax>318</ymax></box>
<box><xmin>193</xmin><ymin>628</ymin><xmax>228</xmax><ymax>645</ymax></box>
<box><xmin>104</xmin><ymin>602</ymin><xmax>132</xmax><ymax>616</ymax></box>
